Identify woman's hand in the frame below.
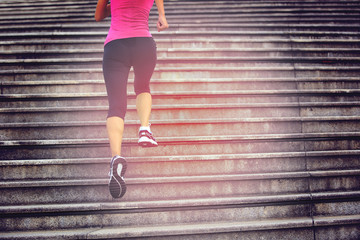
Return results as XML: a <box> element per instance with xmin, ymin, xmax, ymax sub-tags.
<box><xmin>157</xmin><ymin>14</ymin><xmax>169</xmax><ymax>32</ymax></box>
<box><xmin>155</xmin><ymin>0</ymin><xmax>169</xmax><ymax>32</ymax></box>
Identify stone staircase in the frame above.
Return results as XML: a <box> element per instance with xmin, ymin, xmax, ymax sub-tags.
<box><xmin>1</xmin><ymin>0</ymin><xmax>360</xmax><ymax>239</ymax></box>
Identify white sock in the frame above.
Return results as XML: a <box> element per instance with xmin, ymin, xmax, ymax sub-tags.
<box><xmin>139</xmin><ymin>125</ymin><xmax>151</xmax><ymax>133</ymax></box>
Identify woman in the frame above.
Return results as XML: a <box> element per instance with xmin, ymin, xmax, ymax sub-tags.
<box><xmin>95</xmin><ymin>0</ymin><xmax>169</xmax><ymax>198</ymax></box>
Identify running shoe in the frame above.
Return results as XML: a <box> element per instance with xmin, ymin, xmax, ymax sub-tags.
<box><xmin>108</xmin><ymin>155</ymin><xmax>127</xmax><ymax>198</ymax></box>
<box><xmin>138</xmin><ymin>129</ymin><xmax>158</xmax><ymax>147</ymax></box>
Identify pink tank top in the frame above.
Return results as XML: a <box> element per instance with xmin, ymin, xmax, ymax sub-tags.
<box><xmin>104</xmin><ymin>0</ymin><xmax>154</xmax><ymax>46</ymax></box>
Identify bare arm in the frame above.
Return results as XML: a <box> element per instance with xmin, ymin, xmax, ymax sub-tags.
<box><xmin>95</xmin><ymin>0</ymin><xmax>111</xmax><ymax>22</ymax></box>
<box><xmin>155</xmin><ymin>0</ymin><xmax>169</xmax><ymax>32</ymax></box>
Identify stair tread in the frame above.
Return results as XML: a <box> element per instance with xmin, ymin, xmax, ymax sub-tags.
<box><xmin>2</xmin><ymin>131</ymin><xmax>360</xmax><ymax>146</ymax></box>
<box><xmin>0</xmin><ymin>193</ymin><xmax>313</xmax><ymax>214</ymax></box>
<box><xmin>3</xmin><ymin>22</ymin><xmax>360</xmax><ymax>29</ymax></box>
<box><xmin>3</xmin><ymin>48</ymin><xmax>360</xmax><ymax>55</ymax></box>
<box><xmin>1</xmin><ymin>38</ymin><xmax>360</xmax><ymax>47</ymax></box>
<box><xmin>3</xmin><ymin>215</ymin><xmax>360</xmax><ymax>239</ymax></box>
<box><xmin>2</xmin><ymin>115</ymin><xmax>360</xmax><ymax>128</ymax></box>
<box><xmin>2</xmin><ymin>56</ymin><xmax>360</xmax><ymax>64</ymax></box>
<box><xmin>1</xmin><ymin>169</ymin><xmax>359</xmax><ymax>188</ymax></box>
<box><xmin>2</xmin><ymin>149</ymin><xmax>360</xmax><ymax>166</ymax></box>
<box><xmin>2</xmin><ymin>77</ymin><xmax>360</xmax><ymax>86</ymax></box>
<box><xmin>1</xmin><ymin>30</ymin><xmax>359</xmax><ymax>37</ymax></box>
<box><xmin>1</xmin><ymin>65</ymin><xmax>360</xmax><ymax>75</ymax></box>
<box><xmin>2</xmin><ymin>89</ymin><xmax>360</xmax><ymax>99</ymax></box>
<box><xmin>2</xmin><ymin>190</ymin><xmax>360</xmax><ymax>215</ymax></box>
<box><xmin>2</xmin><ymin>101</ymin><xmax>360</xmax><ymax>113</ymax></box>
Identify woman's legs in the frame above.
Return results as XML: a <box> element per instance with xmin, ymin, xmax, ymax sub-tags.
<box><xmin>103</xmin><ymin>39</ymin><xmax>131</xmax><ymax>157</ymax></box>
<box><xmin>133</xmin><ymin>38</ymin><xmax>158</xmax><ymax>147</ymax></box>
<box><xmin>106</xmin><ymin>116</ymin><xmax>124</xmax><ymax>156</ymax></box>
<box><xmin>104</xmin><ymin>37</ymin><xmax>158</xmax><ymax>155</ymax></box>
<box><xmin>136</xmin><ymin>92</ymin><xmax>152</xmax><ymax>127</ymax></box>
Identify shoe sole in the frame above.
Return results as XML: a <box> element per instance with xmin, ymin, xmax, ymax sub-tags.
<box><xmin>138</xmin><ymin>137</ymin><xmax>158</xmax><ymax>147</ymax></box>
<box><xmin>109</xmin><ymin>157</ymin><xmax>127</xmax><ymax>198</ymax></box>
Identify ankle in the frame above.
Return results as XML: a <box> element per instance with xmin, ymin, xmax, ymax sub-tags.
<box><xmin>139</xmin><ymin>125</ymin><xmax>151</xmax><ymax>133</ymax></box>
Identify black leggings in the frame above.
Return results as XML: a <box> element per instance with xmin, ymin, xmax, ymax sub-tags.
<box><xmin>103</xmin><ymin>37</ymin><xmax>157</xmax><ymax>119</ymax></box>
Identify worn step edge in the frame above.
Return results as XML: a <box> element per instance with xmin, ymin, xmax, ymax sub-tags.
<box><xmin>86</xmin><ymin>214</ymin><xmax>360</xmax><ymax>239</ymax></box>
<box><xmin>0</xmin><ymin>152</ymin><xmax>307</xmax><ymax>166</ymax></box>
<box><xmin>314</xmin><ymin>214</ymin><xmax>360</xmax><ymax>227</ymax></box>
<box><xmin>1</xmin><ymin>38</ymin><xmax>360</xmax><ymax>48</ymax></box>
<box><xmin>1</xmin><ymin>1</ymin><xmax>359</xmax><ymax>9</ymax></box>
<box><xmin>3</xmin><ymin>19</ymin><xmax>360</xmax><ymax>28</ymax></box>
<box><xmin>2</xmin><ymin>23</ymin><xmax>360</xmax><ymax>31</ymax></box>
<box><xmin>3</xmin><ymin>48</ymin><xmax>360</xmax><ymax>56</ymax></box>
<box><xmin>2</xmin><ymin>56</ymin><xmax>360</xmax><ymax>64</ymax></box>
<box><xmin>3</xmin><ymin>116</ymin><xmax>360</xmax><ymax>129</ymax></box>
<box><xmin>4</xmin><ymin>215</ymin><xmax>358</xmax><ymax>240</ymax></box>
<box><xmin>1</xmin><ymin>2</ymin><xmax>359</xmax><ymax>10</ymax></box>
<box><xmin>2</xmin><ymin>8</ymin><xmax>360</xmax><ymax>19</ymax></box>
<box><xmin>1</xmin><ymin>169</ymin><xmax>360</xmax><ymax>189</ymax></box>
<box><xmin>1</xmin><ymin>132</ymin><xmax>360</xmax><ymax>147</ymax></box>
<box><xmin>1</xmin><ymin>101</ymin><xmax>360</xmax><ymax>114</ymax></box>
<box><xmin>2</xmin><ymin>190</ymin><xmax>360</xmax><ymax>216</ymax></box>
<box><xmin>0</xmin><ymin>30</ymin><xmax>359</xmax><ymax>38</ymax></box>
<box><xmin>0</xmin><ymin>193</ymin><xmax>313</xmax><ymax>215</ymax></box>
<box><xmin>2</xmin><ymin>89</ymin><xmax>360</xmax><ymax>101</ymax></box>
<box><xmin>1</xmin><ymin>38</ymin><xmax>360</xmax><ymax>45</ymax></box>
<box><xmin>1</xmin><ymin>190</ymin><xmax>359</xmax><ymax>215</ymax></box>
<box><xmin>2</xmin><ymin>7</ymin><xmax>360</xmax><ymax>19</ymax></box>
<box><xmin>1</xmin><ymin>15</ymin><xmax>359</xmax><ymax>26</ymax></box>
<box><xmin>0</xmin><ymin>102</ymin><xmax>295</xmax><ymax>113</ymax></box>
<box><xmin>0</xmin><ymin>217</ymin><xmax>315</xmax><ymax>240</ymax></box>
<box><xmin>2</xmin><ymin>149</ymin><xmax>360</xmax><ymax>167</ymax></box>
<box><xmin>0</xmin><ymin>66</ymin><xmax>294</xmax><ymax>75</ymax></box>
<box><xmin>2</xmin><ymin>3</ymin><xmax>360</xmax><ymax>12</ymax></box>
<box><xmin>1</xmin><ymin>66</ymin><xmax>360</xmax><ymax>76</ymax></box>
<box><xmin>3</xmin><ymin>77</ymin><xmax>360</xmax><ymax>86</ymax></box>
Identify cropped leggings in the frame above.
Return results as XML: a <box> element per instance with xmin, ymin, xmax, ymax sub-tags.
<box><xmin>103</xmin><ymin>37</ymin><xmax>157</xmax><ymax>119</ymax></box>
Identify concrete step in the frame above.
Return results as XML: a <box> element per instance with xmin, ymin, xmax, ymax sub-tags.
<box><xmin>0</xmin><ymin>218</ymin><xmax>313</xmax><ymax>239</ymax></box>
<box><xmin>3</xmin><ymin>65</ymin><xmax>360</xmax><ymax>82</ymax></box>
<box><xmin>1</xmin><ymin>77</ymin><xmax>359</xmax><ymax>95</ymax></box>
<box><xmin>2</xmin><ymin>38</ymin><xmax>360</xmax><ymax>52</ymax></box>
<box><xmin>0</xmin><ymin>152</ymin><xmax>309</xmax><ymax>180</ymax></box>
<box><xmin>0</xmin><ymin>30</ymin><xmax>359</xmax><ymax>42</ymax></box>
<box><xmin>3</xmin><ymin>116</ymin><xmax>360</xmax><ymax>141</ymax></box>
<box><xmin>0</xmin><ymin>194</ymin><xmax>315</xmax><ymax>231</ymax></box>
<box><xmin>0</xmin><ymin>67</ymin><xmax>296</xmax><ymax>81</ymax></box>
<box><xmin>1</xmin><ymin>192</ymin><xmax>358</xmax><ymax>234</ymax></box>
<box><xmin>3</xmin><ymin>47</ymin><xmax>360</xmax><ymax>60</ymax></box>
<box><xmin>1</xmin><ymin>4</ymin><xmax>359</xmax><ymax>18</ymax></box>
<box><xmin>1</xmin><ymin>214</ymin><xmax>359</xmax><ymax>240</ymax></box>
<box><xmin>300</xmin><ymin>101</ymin><xmax>360</xmax><ymax>117</ymax></box>
<box><xmin>2</xmin><ymin>22</ymin><xmax>360</xmax><ymax>33</ymax></box>
<box><xmin>0</xmin><ymin>117</ymin><xmax>304</xmax><ymax>139</ymax></box>
<box><xmin>0</xmin><ymin>174</ymin><xmax>310</xmax><ymax>204</ymax></box>
<box><xmin>4</xmin><ymin>56</ymin><xmax>339</xmax><ymax>69</ymax></box>
<box><xmin>0</xmin><ymin>102</ymin><xmax>300</xmax><ymax>123</ymax></box>
<box><xmin>1</xmin><ymin>132</ymin><xmax>360</xmax><ymax>160</ymax></box>
<box><xmin>7</xmin><ymin>76</ymin><xmax>359</xmax><ymax>95</ymax></box>
<box><xmin>2</xmin><ymin>14</ymin><xmax>360</xmax><ymax>27</ymax></box>
<box><xmin>0</xmin><ymin>78</ymin><xmax>299</xmax><ymax>94</ymax></box>
<box><xmin>2</xmin><ymin>101</ymin><xmax>360</xmax><ymax>124</ymax></box>
<box><xmin>1</xmin><ymin>89</ymin><xmax>359</xmax><ymax>107</ymax></box>
<box><xmin>0</xmin><ymin>168</ymin><xmax>359</xmax><ymax>204</ymax></box>
<box><xmin>0</xmin><ymin>150</ymin><xmax>360</xmax><ymax>181</ymax></box>
<box><xmin>1</xmin><ymin>150</ymin><xmax>359</xmax><ymax>180</ymax></box>
<box><xmin>1</xmin><ymin>3</ymin><xmax>359</xmax><ymax>20</ymax></box>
